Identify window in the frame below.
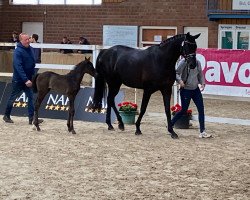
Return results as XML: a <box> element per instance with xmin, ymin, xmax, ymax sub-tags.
<box><xmin>139</xmin><ymin>26</ymin><xmax>177</xmax><ymax>47</ymax></box>
<box><xmin>221</xmin><ymin>31</ymin><xmax>233</xmax><ymax>49</ymax></box>
<box><xmin>10</xmin><ymin>0</ymin><xmax>102</xmax><ymax>5</ymax></box>
<box><xmin>39</xmin><ymin>0</ymin><xmax>64</xmax><ymax>4</ymax></box>
<box><xmin>237</xmin><ymin>31</ymin><xmax>249</xmax><ymax>50</ymax></box>
<box><xmin>219</xmin><ymin>25</ymin><xmax>250</xmax><ymax>50</ymax></box>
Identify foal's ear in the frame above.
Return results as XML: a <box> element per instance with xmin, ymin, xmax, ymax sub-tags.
<box><xmin>85</xmin><ymin>56</ymin><xmax>91</xmax><ymax>62</ymax></box>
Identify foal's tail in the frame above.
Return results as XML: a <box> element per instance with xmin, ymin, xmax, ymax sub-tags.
<box><xmin>32</xmin><ymin>74</ymin><xmax>39</xmax><ymax>93</ymax></box>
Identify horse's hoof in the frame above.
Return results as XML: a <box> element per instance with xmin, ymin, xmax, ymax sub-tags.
<box><xmin>171</xmin><ymin>133</ymin><xmax>179</xmax><ymax>139</ymax></box>
<box><xmin>37</xmin><ymin>127</ymin><xmax>41</xmax><ymax>131</ymax></box>
<box><xmin>71</xmin><ymin>130</ymin><xmax>76</xmax><ymax>134</ymax></box>
<box><xmin>118</xmin><ymin>124</ymin><xmax>125</xmax><ymax>131</ymax></box>
<box><xmin>108</xmin><ymin>126</ymin><xmax>114</xmax><ymax>131</ymax></box>
<box><xmin>135</xmin><ymin>131</ymin><xmax>142</xmax><ymax>135</ymax></box>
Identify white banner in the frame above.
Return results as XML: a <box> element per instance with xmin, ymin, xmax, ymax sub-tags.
<box><xmin>232</xmin><ymin>0</ymin><xmax>250</xmax><ymax>10</ymax></box>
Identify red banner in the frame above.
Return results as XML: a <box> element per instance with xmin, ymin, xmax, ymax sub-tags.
<box><xmin>197</xmin><ymin>48</ymin><xmax>250</xmax><ymax>87</ymax></box>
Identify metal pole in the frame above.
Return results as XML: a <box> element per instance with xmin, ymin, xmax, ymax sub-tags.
<box><xmin>92</xmin><ymin>46</ymin><xmax>100</xmax><ymax>88</ymax></box>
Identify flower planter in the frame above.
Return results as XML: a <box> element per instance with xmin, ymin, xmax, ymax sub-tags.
<box><xmin>174</xmin><ymin>114</ymin><xmax>190</xmax><ymax>129</ymax></box>
<box><xmin>119</xmin><ymin>111</ymin><xmax>136</xmax><ymax>124</ymax></box>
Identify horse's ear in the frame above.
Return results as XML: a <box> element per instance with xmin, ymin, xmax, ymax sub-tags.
<box><xmin>193</xmin><ymin>33</ymin><xmax>201</xmax><ymax>39</ymax></box>
<box><xmin>186</xmin><ymin>32</ymin><xmax>190</xmax><ymax>37</ymax></box>
<box><xmin>85</xmin><ymin>56</ymin><xmax>91</xmax><ymax>61</ymax></box>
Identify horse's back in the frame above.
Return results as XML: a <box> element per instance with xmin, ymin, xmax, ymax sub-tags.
<box><xmin>37</xmin><ymin>71</ymin><xmax>60</xmax><ymax>82</ymax></box>
<box><xmin>97</xmin><ymin>45</ymin><xmax>167</xmax><ymax>88</ymax></box>
<box><xmin>36</xmin><ymin>71</ymin><xmax>63</xmax><ymax>90</ymax></box>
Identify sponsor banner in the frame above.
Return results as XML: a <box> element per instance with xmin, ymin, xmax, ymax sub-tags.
<box><xmin>0</xmin><ymin>84</ymin><xmax>124</xmax><ymax>123</ymax></box>
<box><xmin>0</xmin><ymin>82</ymin><xmax>34</xmax><ymax>117</ymax></box>
<box><xmin>205</xmin><ymin>85</ymin><xmax>250</xmax><ymax>97</ymax></box>
<box><xmin>74</xmin><ymin>87</ymin><xmax>124</xmax><ymax>122</ymax></box>
<box><xmin>197</xmin><ymin>49</ymin><xmax>250</xmax><ymax>97</ymax></box>
<box><xmin>232</xmin><ymin>0</ymin><xmax>250</xmax><ymax>10</ymax></box>
<box><xmin>0</xmin><ymin>81</ymin><xmax>7</xmax><ymax>114</ymax></box>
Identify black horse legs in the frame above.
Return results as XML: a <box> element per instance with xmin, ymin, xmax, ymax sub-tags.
<box><xmin>33</xmin><ymin>91</ymin><xmax>48</xmax><ymax>131</ymax></box>
<box><xmin>106</xmin><ymin>86</ymin><xmax>124</xmax><ymax>131</ymax></box>
<box><xmin>161</xmin><ymin>88</ymin><xmax>178</xmax><ymax>139</ymax></box>
<box><xmin>135</xmin><ymin>90</ymin><xmax>152</xmax><ymax>135</ymax></box>
<box><xmin>67</xmin><ymin>97</ymin><xmax>76</xmax><ymax>134</ymax></box>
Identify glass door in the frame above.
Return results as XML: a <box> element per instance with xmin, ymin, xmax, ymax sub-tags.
<box><xmin>236</xmin><ymin>31</ymin><xmax>249</xmax><ymax>50</ymax></box>
<box><xmin>221</xmin><ymin>31</ymin><xmax>233</xmax><ymax>49</ymax></box>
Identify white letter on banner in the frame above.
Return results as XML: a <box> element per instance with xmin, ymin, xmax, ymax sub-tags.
<box><xmin>221</xmin><ymin>62</ymin><xmax>238</xmax><ymax>83</ymax></box>
<box><xmin>64</xmin><ymin>97</ymin><xmax>69</xmax><ymax>105</ymax></box>
<box><xmin>47</xmin><ymin>94</ymin><xmax>57</xmax><ymax>104</ymax></box>
<box><xmin>238</xmin><ymin>63</ymin><xmax>250</xmax><ymax>84</ymax></box>
<box><xmin>56</xmin><ymin>95</ymin><xmax>67</xmax><ymax>105</ymax></box>
<box><xmin>86</xmin><ymin>96</ymin><xmax>93</xmax><ymax>107</ymax></box>
<box><xmin>16</xmin><ymin>93</ymin><xmax>26</xmax><ymax>102</ymax></box>
<box><xmin>206</xmin><ymin>61</ymin><xmax>220</xmax><ymax>82</ymax></box>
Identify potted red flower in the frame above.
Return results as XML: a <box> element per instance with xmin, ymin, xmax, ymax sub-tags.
<box><xmin>118</xmin><ymin>101</ymin><xmax>138</xmax><ymax>124</ymax></box>
<box><xmin>170</xmin><ymin>103</ymin><xmax>192</xmax><ymax>129</ymax></box>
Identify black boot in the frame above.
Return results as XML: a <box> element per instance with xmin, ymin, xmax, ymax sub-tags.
<box><xmin>3</xmin><ymin>115</ymin><xmax>14</xmax><ymax>123</ymax></box>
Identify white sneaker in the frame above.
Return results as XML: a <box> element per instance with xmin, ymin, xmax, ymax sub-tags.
<box><xmin>199</xmin><ymin>131</ymin><xmax>212</xmax><ymax>138</ymax></box>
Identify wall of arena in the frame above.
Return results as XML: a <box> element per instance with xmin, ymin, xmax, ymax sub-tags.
<box><xmin>1</xmin><ymin>0</ymin><xmax>250</xmax><ymax>47</ymax></box>
<box><xmin>0</xmin><ymin>0</ymin><xmax>219</xmax><ymax>47</ymax></box>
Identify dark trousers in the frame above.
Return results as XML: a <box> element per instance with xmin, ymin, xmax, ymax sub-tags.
<box><xmin>4</xmin><ymin>81</ymin><xmax>34</xmax><ymax>119</ymax></box>
<box><xmin>171</xmin><ymin>87</ymin><xmax>205</xmax><ymax>133</ymax></box>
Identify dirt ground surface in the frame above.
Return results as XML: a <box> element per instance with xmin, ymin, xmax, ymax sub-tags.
<box><xmin>0</xmin><ymin>88</ymin><xmax>249</xmax><ymax>200</ymax></box>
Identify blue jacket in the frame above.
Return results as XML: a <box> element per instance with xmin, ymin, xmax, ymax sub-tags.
<box><xmin>12</xmin><ymin>42</ymin><xmax>35</xmax><ymax>83</ymax></box>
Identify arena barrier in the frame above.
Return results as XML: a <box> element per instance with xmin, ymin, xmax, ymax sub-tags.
<box><xmin>0</xmin><ymin>43</ymin><xmax>249</xmax><ymax>125</ymax></box>
<box><xmin>0</xmin><ymin>81</ymin><xmax>124</xmax><ymax>122</ymax></box>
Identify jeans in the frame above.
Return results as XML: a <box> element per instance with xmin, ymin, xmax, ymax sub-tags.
<box><xmin>171</xmin><ymin>87</ymin><xmax>205</xmax><ymax>133</ymax></box>
<box><xmin>4</xmin><ymin>81</ymin><xmax>34</xmax><ymax>119</ymax></box>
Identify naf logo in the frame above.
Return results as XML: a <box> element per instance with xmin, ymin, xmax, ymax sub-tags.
<box><xmin>85</xmin><ymin>96</ymin><xmax>107</xmax><ymax>113</ymax></box>
<box><xmin>45</xmin><ymin>94</ymin><xmax>70</xmax><ymax>112</ymax></box>
<box><xmin>0</xmin><ymin>83</ymin><xmax>125</xmax><ymax>122</ymax></box>
<box><xmin>13</xmin><ymin>93</ymin><xmax>29</xmax><ymax>108</ymax></box>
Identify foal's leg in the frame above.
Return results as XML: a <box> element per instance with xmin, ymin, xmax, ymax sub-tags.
<box><xmin>67</xmin><ymin>96</ymin><xmax>76</xmax><ymax>134</ymax></box>
<box><xmin>161</xmin><ymin>88</ymin><xmax>178</xmax><ymax>139</ymax></box>
<box><xmin>34</xmin><ymin>90</ymin><xmax>48</xmax><ymax>131</ymax></box>
<box><xmin>135</xmin><ymin>89</ymin><xmax>152</xmax><ymax>135</ymax></box>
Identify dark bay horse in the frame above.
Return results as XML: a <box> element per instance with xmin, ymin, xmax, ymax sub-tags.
<box><xmin>90</xmin><ymin>32</ymin><xmax>200</xmax><ymax>139</ymax></box>
<box><xmin>32</xmin><ymin>57</ymin><xmax>97</xmax><ymax>134</ymax></box>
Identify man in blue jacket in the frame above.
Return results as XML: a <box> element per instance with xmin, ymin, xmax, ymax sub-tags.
<box><xmin>3</xmin><ymin>33</ymin><xmax>42</xmax><ymax>125</ymax></box>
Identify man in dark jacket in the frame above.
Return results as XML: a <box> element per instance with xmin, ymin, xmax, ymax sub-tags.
<box><xmin>30</xmin><ymin>33</ymin><xmax>41</xmax><ymax>74</ymax></box>
<box><xmin>60</xmin><ymin>36</ymin><xmax>73</xmax><ymax>54</ymax></box>
<box><xmin>3</xmin><ymin>33</ymin><xmax>42</xmax><ymax>125</ymax></box>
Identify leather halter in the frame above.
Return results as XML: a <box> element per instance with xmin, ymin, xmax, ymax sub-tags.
<box><xmin>181</xmin><ymin>39</ymin><xmax>197</xmax><ymax>59</ymax></box>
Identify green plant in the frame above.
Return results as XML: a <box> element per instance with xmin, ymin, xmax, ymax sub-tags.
<box><xmin>118</xmin><ymin>101</ymin><xmax>137</xmax><ymax>113</ymax></box>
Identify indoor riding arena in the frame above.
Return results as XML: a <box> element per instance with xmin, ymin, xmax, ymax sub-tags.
<box><xmin>0</xmin><ymin>89</ymin><xmax>249</xmax><ymax>199</ymax></box>
<box><xmin>0</xmin><ymin>0</ymin><xmax>249</xmax><ymax>199</ymax></box>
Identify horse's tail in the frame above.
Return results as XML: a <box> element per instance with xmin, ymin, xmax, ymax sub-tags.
<box><xmin>32</xmin><ymin>74</ymin><xmax>39</xmax><ymax>93</ymax></box>
<box><xmin>92</xmin><ymin>73</ymin><xmax>106</xmax><ymax>111</ymax></box>
<box><xmin>90</xmin><ymin>50</ymin><xmax>107</xmax><ymax>112</ymax></box>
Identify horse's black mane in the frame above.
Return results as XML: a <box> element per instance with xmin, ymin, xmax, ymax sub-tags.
<box><xmin>68</xmin><ymin>60</ymin><xmax>86</xmax><ymax>75</ymax></box>
<box><xmin>159</xmin><ymin>34</ymin><xmax>185</xmax><ymax>47</ymax></box>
